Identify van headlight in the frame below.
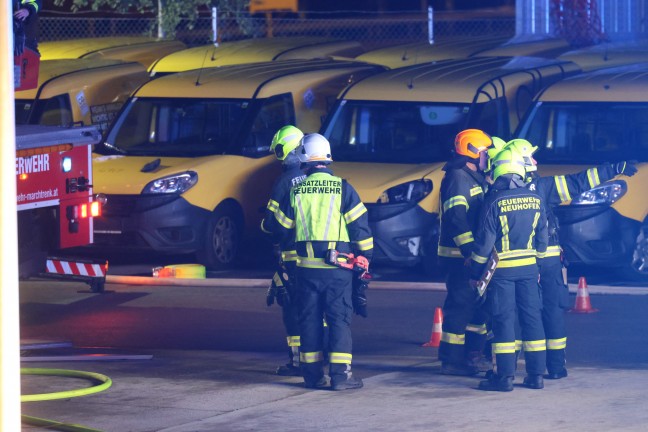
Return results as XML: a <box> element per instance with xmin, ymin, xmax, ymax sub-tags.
<box><xmin>142</xmin><ymin>172</ymin><xmax>198</xmax><ymax>194</ymax></box>
<box><xmin>377</xmin><ymin>179</ymin><xmax>432</xmax><ymax>204</ymax></box>
<box><xmin>571</xmin><ymin>181</ymin><xmax>626</xmax><ymax>205</ymax></box>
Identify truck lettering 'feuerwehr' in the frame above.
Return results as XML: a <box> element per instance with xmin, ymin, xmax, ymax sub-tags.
<box><xmin>16</xmin><ymin>154</ymin><xmax>50</xmax><ymax>175</ymax></box>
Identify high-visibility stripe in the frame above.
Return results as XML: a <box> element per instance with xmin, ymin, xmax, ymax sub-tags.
<box><xmin>537</xmin><ymin>251</ymin><xmax>547</xmax><ymax>258</ymax></box>
<box><xmin>282</xmin><ymin>250</ymin><xmax>298</xmax><ymax>262</ymax></box>
<box><xmin>287</xmin><ymin>336</ymin><xmax>301</xmax><ymax>347</ymax></box>
<box><xmin>493</xmin><ymin>342</ymin><xmax>516</xmax><ymax>354</ymax></box>
<box><xmin>306</xmin><ymin>242</ymin><xmax>315</xmax><ymax>258</ymax></box>
<box><xmin>527</xmin><ymin>212</ymin><xmax>541</xmax><ymax>249</ymax></box>
<box><xmin>555</xmin><ymin>176</ymin><xmax>571</xmax><ymax>202</ymax></box>
<box><xmin>274</xmin><ymin>208</ymin><xmax>294</xmax><ymax>229</ymax></box>
<box><xmin>329</xmin><ymin>352</ymin><xmax>352</xmax><ymax>364</ymax></box>
<box><xmin>523</xmin><ymin>339</ymin><xmax>547</xmax><ymax>352</ymax></box>
<box><xmin>438</xmin><ymin>246</ymin><xmax>463</xmax><ymax>258</ymax></box>
<box><xmin>547</xmin><ymin>337</ymin><xmax>567</xmax><ymax>350</ymax></box>
<box><xmin>515</xmin><ymin>340</ymin><xmax>522</xmax><ymax>351</ymax></box>
<box><xmin>499</xmin><ymin>215</ymin><xmax>509</xmax><ymax>251</ymax></box>
<box><xmin>471</xmin><ymin>252</ymin><xmax>488</xmax><ymax>264</ymax></box>
<box><xmin>322</xmin><ymin>194</ymin><xmax>337</xmax><ymax>239</ymax></box>
<box><xmin>465</xmin><ymin>324</ymin><xmax>487</xmax><ymax>335</ymax></box>
<box><xmin>344</xmin><ymin>202</ymin><xmax>367</xmax><ymax>224</ymax></box>
<box><xmin>297</xmin><ymin>257</ymin><xmax>336</xmax><ymax>269</ymax></box>
<box><xmin>545</xmin><ymin>246</ymin><xmax>561</xmax><ymax>257</ymax></box>
<box><xmin>294</xmin><ymin>194</ymin><xmax>310</xmax><ymax>239</ymax></box>
<box><xmin>300</xmin><ymin>351</ymin><xmax>324</xmax><ymax>363</ymax></box>
<box><xmin>267</xmin><ymin>199</ymin><xmax>279</xmax><ymax>213</ymax></box>
<box><xmin>499</xmin><ymin>249</ymin><xmax>536</xmax><ymax>259</ymax></box>
<box><xmin>587</xmin><ymin>168</ymin><xmax>600</xmax><ymax>188</ymax></box>
<box><xmin>272</xmin><ymin>272</ymin><xmax>284</xmax><ymax>287</ymax></box>
<box><xmin>356</xmin><ymin>237</ymin><xmax>374</xmax><ymax>251</ymax></box>
<box><xmin>469</xmin><ymin>186</ymin><xmax>482</xmax><ymax>197</ymax></box>
<box><xmin>441</xmin><ymin>332</ymin><xmax>465</xmax><ymax>345</ymax></box>
<box><xmin>497</xmin><ymin>257</ymin><xmax>536</xmax><ymax>268</ymax></box>
<box><xmin>454</xmin><ymin>231</ymin><xmax>474</xmax><ymax>246</ymax></box>
<box><xmin>443</xmin><ymin>195</ymin><xmax>469</xmax><ymax>212</ymax></box>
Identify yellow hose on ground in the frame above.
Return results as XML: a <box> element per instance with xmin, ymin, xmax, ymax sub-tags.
<box><xmin>21</xmin><ymin>368</ymin><xmax>112</xmax><ymax>432</ymax></box>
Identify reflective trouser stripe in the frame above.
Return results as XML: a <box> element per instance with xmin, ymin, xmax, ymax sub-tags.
<box><xmin>493</xmin><ymin>342</ymin><xmax>516</xmax><ymax>354</ymax></box>
<box><xmin>300</xmin><ymin>351</ymin><xmax>324</xmax><ymax>363</ymax></box>
<box><xmin>497</xmin><ymin>257</ymin><xmax>536</xmax><ymax>268</ymax></box>
<box><xmin>465</xmin><ymin>324</ymin><xmax>487</xmax><ymax>335</ymax></box>
<box><xmin>329</xmin><ymin>352</ymin><xmax>352</xmax><ymax>364</ymax></box>
<box><xmin>547</xmin><ymin>337</ymin><xmax>567</xmax><ymax>350</ymax></box>
<box><xmin>441</xmin><ymin>332</ymin><xmax>465</xmax><ymax>345</ymax></box>
<box><xmin>287</xmin><ymin>336</ymin><xmax>301</xmax><ymax>347</ymax></box>
<box><xmin>545</xmin><ymin>246</ymin><xmax>561</xmax><ymax>257</ymax></box>
<box><xmin>516</xmin><ymin>340</ymin><xmax>522</xmax><ymax>351</ymax></box>
<box><xmin>523</xmin><ymin>339</ymin><xmax>547</xmax><ymax>352</ymax></box>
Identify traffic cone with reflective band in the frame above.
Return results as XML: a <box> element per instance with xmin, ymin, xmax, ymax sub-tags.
<box><xmin>570</xmin><ymin>276</ymin><xmax>598</xmax><ymax>313</ymax></box>
<box><xmin>423</xmin><ymin>307</ymin><xmax>443</xmax><ymax>347</ymax></box>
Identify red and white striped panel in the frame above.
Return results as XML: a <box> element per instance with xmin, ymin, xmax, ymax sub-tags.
<box><xmin>46</xmin><ymin>259</ymin><xmax>107</xmax><ymax>278</ymax></box>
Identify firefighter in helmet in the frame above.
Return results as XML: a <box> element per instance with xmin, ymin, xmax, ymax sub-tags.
<box><xmin>437</xmin><ymin>129</ymin><xmax>493</xmax><ymax>376</ymax></box>
<box><xmin>499</xmin><ymin>138</ymin><xmax>637</xmax><ymax>380</ymax></box>
<box><xmin>261</xmin><ymin>125</ymin><xmax>307</xmax><ymax>376</ymax></box>
<box><xmin>268</xmin><ymin>133</ymin><xmax>373</xmax><ymax>390</ymax></box>
<box><xmin>471</xmin><ymin>148</ymin><xmax>549</xmax><ymax>391</ymax></box>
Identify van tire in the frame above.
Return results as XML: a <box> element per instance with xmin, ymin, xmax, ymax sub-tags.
<box><xmin>628</xmin><ymin>221</ymin><xmax>648</xmax><ymax>281</ymax></box>
<box><xmin>198</xmin><ymin>202</ymin><xmax>243</xmax><ymax>270</ymax></box>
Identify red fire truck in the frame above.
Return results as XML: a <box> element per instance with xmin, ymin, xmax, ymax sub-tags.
<box><xmin>16</xmin><ymin>125</ymin><xmax>108</xmax><ymax>292</ymax></box>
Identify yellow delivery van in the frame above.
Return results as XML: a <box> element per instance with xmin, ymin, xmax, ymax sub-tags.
<box><xmin>148</xmin><ymin>37</ymin><xmax>366</xmax><ymax>77</ymax></box>
<box><xmin>515</xmin><ymin>64</ymin><xmax>648</xmax><ymax>279</ymax></box>
<box><xmin>355</xmin><ymin>36</ymin><xmax>570</xmax><ymax>69</ymax></box>
<box><xmin>319</xmin><ymin>56</ymin><xmax>580</xmax><ymax>272</ymax></box>
<box><xmin>39</xmin><ymin>37</ymin><xmax>187</xmax><ymax>69</ymax></box>
<box><xmin>15</xmin><ymin>59</ymin><xmax>149</xmax><ymax>135</ymax></box>
<box><xmin>92</xmin><ymin>59</ymin><xmax>385</xmax><ymax>269</ymax></box>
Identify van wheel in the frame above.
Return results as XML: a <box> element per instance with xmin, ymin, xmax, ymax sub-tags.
<box><xmin>198</xmin><ymin>203</ymin><xmax>242</xmax><ymax>270</ymax></box>
<box><xmin>629</xmin><ymin>222</ymin><xmax>648</xmax><ymax>280</ymax></box>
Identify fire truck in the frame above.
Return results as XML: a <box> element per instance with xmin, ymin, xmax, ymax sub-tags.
<box><xmin>16</xmin><ymin>125</ymin><xmax>108</xmax><ymax>292</ymax></box>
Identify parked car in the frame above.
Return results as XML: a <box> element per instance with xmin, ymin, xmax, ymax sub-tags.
<box><xmin>39</xmin><ymin>37</ymin><xmax>187</xmax><ymax>69</ymax></box>
<box><xmin>515</xmin><ymin>64</ymin><xmax>648</xmax><ymax>279</ymax></box>
<box><xmin>14</xmin><ymin>59</ymin><xmax>149</xmax><ymax>135</ymax></box>
<box><xmin>92</xmin><ymin>59</ymin><xmax>386</xmax><ymax>269</ymax></box>
<box><xmin>148</xmin><ymin>37</ymin><xmax>367</xmax><ymax>77</ymax></box>
<box><xmin>319</xmin><ymin>56</ymin><xmax>580</xmax><ymax>272</ymax></box>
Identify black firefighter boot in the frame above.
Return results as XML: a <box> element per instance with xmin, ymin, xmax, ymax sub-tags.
<box><xmin>276</xmin><ymin>346</ymin><xmax>301</xmax><ymax>377</ymax></box>
<box><xmin>522</xmin><ymin>374</ymin><xmax>544</xmax><ymax>389</ymax></box>
<box><xmin>478</xmin><ymin>373</ymin><xmax>514</xmax><ymax>392</ymax></box>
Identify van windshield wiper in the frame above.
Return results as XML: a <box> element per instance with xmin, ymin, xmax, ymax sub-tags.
<box><xmin>102</xmin><ymin>142</ymin><xmax>127</xmax><ymax>155</ymax></box>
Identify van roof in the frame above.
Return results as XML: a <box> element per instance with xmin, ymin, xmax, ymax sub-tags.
<box><xmin>340</xmin><ymin>56</ymin><xmax>579</xmax><ymax>103</ymax></box>
<box><xmin>148</xmin><ymin>37</ymin><xmax>366</xmax><ymax>75</ymax></box>
<box><xmin>14</xmin><ymin>59</ymin><xmax>146</xmax><ymax>98</ymax></box>
<box><xmin>558</xmin><ymin>41</ymin><xmax>648</xmax><ymax>72</ymax></box>
<box><xmin>137</xmin><ymin>59</ymin><xmax>382</xmax><ymax>99</ymax></box>
<box><xmin>355</xmin><ymin>36</ymin><xmax>511</xmax><ymax>68</ymax></box>
<box><xmin>475</xmin><ymin>37</ymin><xmax>570</xmax><ymax>58</ymax></box>
<box><xmin>539</xmin><ymin>63</ymin><xmax>648</xmax><ymax>102</ymax></box>
<box><xmin>39</xmin><ymin>37</ymin><xmax>161</xmax><ymax>59</ymax></box>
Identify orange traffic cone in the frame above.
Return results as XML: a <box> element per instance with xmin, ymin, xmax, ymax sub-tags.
<box><xmin>569</xmin><ymin>276</ymin><xmax>598</xmax><ymax>313</ymax></box>
<box><xmin>423</xmin><ymin>307</ymin><xmax>443</xmax><ymax>347</ymax></box>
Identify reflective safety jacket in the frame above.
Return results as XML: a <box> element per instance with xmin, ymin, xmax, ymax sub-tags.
<box><xmin>471</xmin><ymin>175</ymin><xmax>548</xmax><ymax>279</ymax></box>
<box><xmin>261</xmin><ymin>163</ymin><xmax>306</xmax><ymax>263</ymax></box>
<box><xmin>271</xmin><ymin>167</ymin><xmax>373</xmax><ymax>269</ymax></box>
<box><xmin>528</xmin><ymin>163</ymin><xmax>618</xmax><ymax>260</ymax></box>
<box><xmin>437</xmin><ymin>160</ymin><xmax>489</xmax><ymax>261</ymax></box>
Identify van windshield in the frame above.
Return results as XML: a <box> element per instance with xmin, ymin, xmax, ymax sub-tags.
<box><xmin>99</xmin><ymin>96</ymin><xmax>291</xmax><ymax>158</ymax></box>
<box><xmin>322</xmin><ymin>100</ymin><xmax>472</xmax><ymax>163</ymax></box>
<box><xmin>521</xmin><ymin>102</ymin><xmax>648</xmax><ymax>163</ymax></box>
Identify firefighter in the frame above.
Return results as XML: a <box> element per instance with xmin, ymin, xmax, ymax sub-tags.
<box><xmin>437</xmin><ymin>129</ymin><xmax>493</xmax><ymax>376</ymax></box>
<box><xmin>471</xmin><ymin>148</ymin><xmax>549</xmax><ymax>392</ymax></box>
<box><xmin>261</xmin><ymin>125</ymin><xmax>307</xmax><ymax>376</ymax></box>
<box><xmin>503</xmin><ymin>139</ymin><xmax>638</xmax><ymax>379</ymax></box>
<box><xmin>13</xmin><ymin>0</ymin><xmax>41</xmax><ymax>53</ymax></box>
<box><xmin>270</xmin><ymin>133</ymin><xmax>373</xmax><ymax>390</ymax></box>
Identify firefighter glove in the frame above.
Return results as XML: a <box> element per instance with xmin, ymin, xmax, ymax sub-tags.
<box><xmin>352</xmin><ymin>277</ymin><xmax>369</xmax><ymax>318</ymax></box>
<box><xmin>615</xmin><ymin>160</ymin><xmax>638</xmax><ymax>176</ymax></box>
<box><xmin>276</xmin><ymin>285</ymin><xmax>291</xmax><ymax>308</ymax></box>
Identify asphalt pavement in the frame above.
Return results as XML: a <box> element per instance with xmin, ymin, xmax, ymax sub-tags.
<box><xmin>18</xmin><ymin>275</ymin><xmax>648</xmax><ymax>432</ymax></box>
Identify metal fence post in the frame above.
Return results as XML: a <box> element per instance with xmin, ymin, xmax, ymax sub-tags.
<box><xmin>212</xmin><ymin>6</ymin><xmax>218</xmax><ymax>46</ymax></box>
<box><xmin>428</xmin><ymin>6</ymin><xmax>434</xmax><ymax>44</ymax></box>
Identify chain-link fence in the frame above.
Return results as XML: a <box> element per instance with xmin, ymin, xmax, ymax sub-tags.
<box><xmin>39</xmin><ymin>11</ymin><xmax>515</xmax><ymax>48</ymax></box>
